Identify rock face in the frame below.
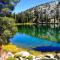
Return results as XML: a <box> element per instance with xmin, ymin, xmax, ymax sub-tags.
<box><xmin>16</xmin><ymin>0</ymin><xmax>60</xmax><ymax>25</ymax></box>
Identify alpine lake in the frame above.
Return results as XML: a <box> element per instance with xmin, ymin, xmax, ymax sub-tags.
<box><xmin>10</xmin><ymin>24</ymin><xmax>60</xmax><ymax>52</ymax></box>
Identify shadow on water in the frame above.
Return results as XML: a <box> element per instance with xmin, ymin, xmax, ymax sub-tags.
<box><xmin>10</xmin><ymin>24</ymin><xmax>60</xmax><ymax>51</ymax></box>
<box><xmin>33</xmin><ymin>46</ymin><xmax>60</xmax><ymax>52</ymax></box>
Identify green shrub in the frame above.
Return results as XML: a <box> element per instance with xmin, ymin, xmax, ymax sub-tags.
<box><xmin>14</xmin><ymin>54</ymin><xmax>21</xmax><ymax>57</ymax></box>
<box><xmin>0</xmin><ymin>17</ymin><xmax>17</xmax><ymax>44</ymax></box>
<box><xmin>7</xmin><ymin>57</ymin><xmax>16</xmax><ymax>60</ymax></box>
<box><xmin>26</xmin><ymin>56</ymin><xmax>33</xmax><ymax>60</ymax></box>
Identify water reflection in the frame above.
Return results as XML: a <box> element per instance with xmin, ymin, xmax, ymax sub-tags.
<box><xmin>18</xmin><ymin>24</ymin><xmax>60</xmax><ymax>42</ymax></box>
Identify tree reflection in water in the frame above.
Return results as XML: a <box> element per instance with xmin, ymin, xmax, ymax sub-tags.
<box><xmin>18</xmin><ymin>24</ymin><xmax>60</xmax><ymax>42</ymax></box>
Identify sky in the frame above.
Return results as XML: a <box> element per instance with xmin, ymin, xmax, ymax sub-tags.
<box><xmin>12</xmin><ymin>0</ymin><xmax>55</xmax><ymax>14</ymax></box>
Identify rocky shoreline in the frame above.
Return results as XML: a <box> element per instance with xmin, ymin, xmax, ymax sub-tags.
<box><xmin>0</xmin><ymin>51</ymin><xmax>60</xmax><ymax>60</ymax></box>
<box><xmin>0</xmin><ymin>44</ymin><xmax>60</xmax><ymax>60</ymax></box>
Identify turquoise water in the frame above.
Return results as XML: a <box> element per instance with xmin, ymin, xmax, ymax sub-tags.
<box><xmin>10</xmin><ymin>25</ymin><xmax>60</xmax><ymax>51</ymax></box>
<box><xmin>18</xmin><ymin>25</ymin><xmax>60</xmax><ymax>42</ymax></box>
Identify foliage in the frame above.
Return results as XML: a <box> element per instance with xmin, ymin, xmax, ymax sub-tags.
<box><xmin>14</xmin><ymin>54</ymin><xmax>21</xmax><ymax>57</ymax></box>
<box><xmin>26</xmin><ymin>55</ymin><xmax>33</xmax><ymax>59</ymax></box>
<box><xmin>0</xmin><ymin>0</ymin><xmax>20</xmax><ymax>16</ymax></box>
<box><xmin>3</xmin><ymin>44</ymin><xmax>27</xmax><ymax>53</ymax></box>
<box><xmin>3</xmin><ymin>44</ymin><xmax>20</xmax><ymax>53</ymax></box>
<box><xmin>0</xmin><ymin>0</ymin><xmax>20</xmax><ymax>45</ymax></box>
<box><xmin>0</xmin><ymin>0</ymin><xmax>20</xmax><ymax>10</ymax></box>
<box><xmin>0</xmin><ymin>17</ymin><xmax>17</xmax><ymax>44</ymax></box>
<box><xmin>7</xmin><ymin>57</ymin><xmax>16</xmax><ymax>60</ymax></box>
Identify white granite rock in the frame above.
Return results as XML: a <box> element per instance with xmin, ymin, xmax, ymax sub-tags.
<box><xmin>45</xmin><ymin>54</ymin><xmax>54</xmax><ymax>58</ymax></box>
<box><xmin>5</xmin><ymin>52</ymin><xmax>14</xmax><ymax>58</ymax></box>
<box><xmin>15</xmin><ymin>51</ymin><xmax>30</xmax><ymax>57</ymax></box>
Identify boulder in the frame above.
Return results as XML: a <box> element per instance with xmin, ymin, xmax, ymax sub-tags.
<box><xmin>44</xmin><ymin>54</ymin><xmax>54</xmax><ymax>59</ymax></box>
<box><xmin>15</xmin><ymin>51</ymin><xmax>30</xmax><ymax>57</ymax></box>
<box><xmin>57</xmin><ymin>53</ymin><xmax>60</xmax><ymax>57</ymax></box>
<box><xmin>5</xmin><ymin>52</ymin><xmax>14</xmax><ymax>58</ymax></box>
<box><xmin>54</xmin><ymin>53</ymin><xmax>60</xmax><ymax>59</ymax></box>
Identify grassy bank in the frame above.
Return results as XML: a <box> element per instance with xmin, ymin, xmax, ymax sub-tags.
<box><xmin>15</xmin><ymin>23</ymin><xmax>36</xmax><ymax>25</ymax></box>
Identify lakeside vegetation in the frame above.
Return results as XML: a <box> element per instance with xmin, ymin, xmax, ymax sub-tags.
<box><xmin>3</xmin><ymin>43</ymin><xmax>56</xmax><ymax>55</ymax></box>
<box><xmin>16</xmin><ymin>23</ymin><xmax>36</xmax><ymax>25</ymax></box>
<box><xmin>0</xmin><ymin>17</ymin><xmax>17</xmax><ymax>44</ymax></box>
<box><xmin>0</xmin><ymin>0</ymin><xmax>20</xmax><ymax>44</ymax></box>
